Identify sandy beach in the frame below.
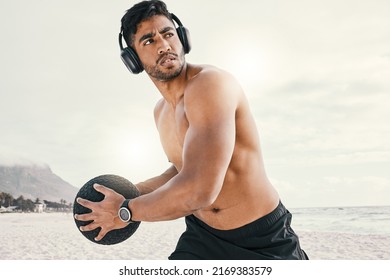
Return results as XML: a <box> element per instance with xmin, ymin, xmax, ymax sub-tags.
<box><xmin>0</xmin><ymin>212</ymin><xmax>389</xmax><ymax>260</ymax></box>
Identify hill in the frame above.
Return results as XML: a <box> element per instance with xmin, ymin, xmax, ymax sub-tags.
<box><xmin>0</xmin><ymin>164</ymin><xmax>78</xmax><ymax>203</ymax></box>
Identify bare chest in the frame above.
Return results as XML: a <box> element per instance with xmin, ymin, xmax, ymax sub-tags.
<box><xmin>156</xmin><ymin>103</ymin><xmax>188</xmax><ymax>169</ymax></box>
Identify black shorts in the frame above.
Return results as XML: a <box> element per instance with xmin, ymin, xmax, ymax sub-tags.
<box><xmin>169</xmin><ymin>201</ymin><xmax>309</xmax><ymax>260</ymax></box>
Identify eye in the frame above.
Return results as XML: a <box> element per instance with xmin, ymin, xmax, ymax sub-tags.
<box><xmin>165</xmin><ymin>32</ymin><xmax>174</xmax><ymax>38</ymax></box>
<box><xmin>144</xmin><ymin>39</ymin><xmax>154</xmax><ymax>46</ymax></box>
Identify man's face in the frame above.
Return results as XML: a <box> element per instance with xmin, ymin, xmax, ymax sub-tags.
<box><xmin>133</xmin><ymin>15</ymin><xmax>185</xmax><ymax>81</ymax></box>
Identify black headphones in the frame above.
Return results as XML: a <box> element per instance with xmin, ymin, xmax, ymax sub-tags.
<box><xmin>118</xmin><ymin>13</ymin><xmax>191</xmax><ymax>74</ymax></box>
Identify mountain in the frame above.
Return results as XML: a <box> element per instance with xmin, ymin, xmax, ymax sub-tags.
<box><xmin>0</xmin><ymin>164</ymin><xmax>78</xmax><ymax>203</ymax></box>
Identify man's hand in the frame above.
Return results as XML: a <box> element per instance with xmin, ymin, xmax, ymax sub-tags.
<box><xmin>74</xmin><ymin>183</ymin><xmax>128</xmax><ymax>241</ymax></box>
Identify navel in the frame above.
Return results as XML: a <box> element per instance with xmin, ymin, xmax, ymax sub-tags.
<box><xmin>212</xmin><ymin>207</ymin><xmax>221</xmax><ymax>213</ymax></box>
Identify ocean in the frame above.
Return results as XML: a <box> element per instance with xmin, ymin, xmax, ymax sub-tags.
<box><xmin>290</xmin><ymin>205</ymin><xmax>390</xmax><ymax>236</ymax></box>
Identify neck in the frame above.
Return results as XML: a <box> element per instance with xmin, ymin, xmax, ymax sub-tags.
<box><xmin>150</xmin><ymin>63</ymin><xmax>189</xmax><ymax>106</ymax></box>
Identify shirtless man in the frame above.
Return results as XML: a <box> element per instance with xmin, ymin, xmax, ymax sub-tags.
<box><xmin>75</xmin><ymin>0</ymin><xmax>308</xmax><ymax>260</ymax></box>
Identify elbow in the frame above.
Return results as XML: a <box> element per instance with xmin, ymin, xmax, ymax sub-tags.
<box><xmin>183</xmin><ymin>182</ymin><xmax>221</xmax><ymax>212</ymax></box>
<box><xmin>176</xmin><ymin>167</ymin><xmax>226</xmax><ymax>213</ymax></box>
<box><xmin>187</xmin><ymin>195</ymin><xmax>216</xmax><ymax>211</ymax></box>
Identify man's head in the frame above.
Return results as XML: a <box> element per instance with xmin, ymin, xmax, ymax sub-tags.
<box><xmin>120</xmin><ymin>0</ymin><xmax>190</xmax><ymax>80</ymax></box>
<box><xmin>121</xmin><ymin>0</ymin><xmax>171</xmax><ymax>47</ymax></box>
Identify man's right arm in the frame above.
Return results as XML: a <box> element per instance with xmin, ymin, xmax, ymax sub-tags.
<box><xmin>135</xmin><ymin>165</ymin><xmax>178</xmax><ymax>195</ymax></box>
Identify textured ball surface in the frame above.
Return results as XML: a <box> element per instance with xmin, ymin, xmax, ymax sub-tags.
<box><xmin>73</xmin><ymin>174</ymin><xmax>141</xmax><ymax>245</ymax></box>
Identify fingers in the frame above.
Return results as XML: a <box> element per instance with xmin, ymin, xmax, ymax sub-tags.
<box><xmin>74</xmin><ymin>212</ymin><xmax>93</xmax><ymax>222</ymax></box>
<box><xmin>75</xmin><ymin>184</ymin><xmax>112</xmax><ymax>208</ymax></box>
<box><xmin>74</xmin><ymin>183</ymin><xmax>121</xmax><ymax>242</ymax></box>
<box><xmin>79</xmin><ymin>221</ymin><xmax>100</xmax><ymax>232</ymax></box>
<box><xmin>77</xmin><ymin>220</ymin><xmax>106</xmax><ymax>242</ymax></box>
<box><xmin>95</xmin><ymin>228</ymin><xmax>109</xmax><ymax>241</ymax></box>
<box><xmin>75</xmin><ymin>184</ymin><xmax>112</xmax><ymax>209</ymax></box>
<box><xmin>93</xmin><ymin>183</ymin><xmax>116</xmax><ymax>196</ymax></box>
<box><xmin>76</xmin><ymin>197</ymin><xmax>96</xmax><ymax>209</ymax></box>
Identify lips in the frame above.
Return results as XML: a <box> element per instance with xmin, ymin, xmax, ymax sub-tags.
<box><xmin>158</xmin><ymin>54</ymin><xmax>177</xmax><ymax>66</ymax></box>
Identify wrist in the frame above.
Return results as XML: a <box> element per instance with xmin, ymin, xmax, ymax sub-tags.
<box><xmin>128</xmin><ymin>198</ymin><xmax>140</xmax><ymax>222</ymax></box>
<box><xmin>118</xmin><ymin>198</ymin><xmax>134</xmax><ymax>223</ymax></box>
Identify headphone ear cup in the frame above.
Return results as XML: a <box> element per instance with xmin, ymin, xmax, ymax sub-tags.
<box><xmin>176</xmin><ymin>26</ymin><xmax>191</xmax><ymax>54</ymax></box>
<box><xmin>120</xmin><ymin>47</ymin><xmax>144</xmax><ymax>74</ymax></box>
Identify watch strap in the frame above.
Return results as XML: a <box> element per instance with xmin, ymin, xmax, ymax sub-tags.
<box><xmin>121</xmin><ymin>198</ymin><xmax>131</xmax><ymax>209</ymax></box>
<box><xmin>120</xmin><ymin>198</ymin><xmax>133</xmax><ymax>223</ymax></box>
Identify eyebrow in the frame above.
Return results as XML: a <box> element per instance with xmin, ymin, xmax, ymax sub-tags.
<box><xmin>138</xmin><ymin>26</ymin><xmax>175</xmax><ymax>44</ymax></box>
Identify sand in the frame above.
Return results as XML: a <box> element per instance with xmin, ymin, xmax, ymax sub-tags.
<box><xmin>1</xmin><ymin>212</ymin><xmax>389</xmax><ymax>260</ymax></box>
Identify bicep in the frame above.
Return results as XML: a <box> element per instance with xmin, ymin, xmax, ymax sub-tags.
<box><xmin>183</xmin><ymin>111</ymin><xmax>235</xmax><ymax>174</ymax></box>
<box><xmin>180</xmin><ymin>75</ymin><xmax>239</xmax><ymax>195</ymax></box>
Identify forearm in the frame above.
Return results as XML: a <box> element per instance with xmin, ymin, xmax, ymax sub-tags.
<box><xmin>135</xmin><ymin>165</ymin><xmax>178</xmax><ymax>195</ymax></box>
<box><xmin>130</xmin><ymin>167</ymin><xmax>221</xmax><ymax>222</ymax></box>
<box><xmin>130</xmin><ymin>175</ymin><xmax>194</xmax><ymax>222</ymax></box>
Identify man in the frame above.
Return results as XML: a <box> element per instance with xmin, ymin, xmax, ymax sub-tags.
<box><xmin>75</xmin><ymin>0</ymin><xmax>308</xmax><ymax>260</ymax></box>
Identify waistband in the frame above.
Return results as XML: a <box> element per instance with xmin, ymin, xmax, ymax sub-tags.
<box><xmin>188</xmin><ymin>200</ymin><xmax>289</xmax><ymax>240</ymax></box>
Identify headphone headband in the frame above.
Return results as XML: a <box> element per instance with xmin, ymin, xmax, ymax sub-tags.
<box><xmin>170</xmin><ymin>13</ymin><xmax>184</xmax><ymax>28</ymax></box>
<box><xmin>118</xmin><ymin>32</ymin><xmax>124</xmax><ymax>50</ymax></box>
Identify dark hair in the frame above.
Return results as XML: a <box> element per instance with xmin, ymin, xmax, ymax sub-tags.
<box><xmin>121</xmin><ymin>0</ymin><xmax>172</xmax><ymax>47</ymax></box>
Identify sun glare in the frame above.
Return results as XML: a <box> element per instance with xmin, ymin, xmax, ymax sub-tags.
<box><xmin>224</xmin><ymin>44</ymin><xmax>268</xmax><ymax>88</ymax></box>
<box><xmin>111</xmin><ymin>128</ymin><xmax>166</xmax><ymax>182</ymax></box>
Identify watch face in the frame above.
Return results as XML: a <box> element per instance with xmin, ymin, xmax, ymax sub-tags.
<box><xmin>119</xmin><ymin>208</ymin><xmax>131</xmax><ymax>222</ymax></box>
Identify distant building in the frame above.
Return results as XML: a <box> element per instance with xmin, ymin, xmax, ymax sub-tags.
<box><xmin>34</xmin><ymin>202</ymin><xmax>46</xmax><ymax>213</ymax></box>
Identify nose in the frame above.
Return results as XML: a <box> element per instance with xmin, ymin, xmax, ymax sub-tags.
<box><xmin>157</xmin><ymin>37</ymin><xmax>171</xmax><ymax>54</ymax></box>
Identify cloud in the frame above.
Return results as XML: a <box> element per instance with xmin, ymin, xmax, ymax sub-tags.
<box><xmin>0</xmin><ymin>148</ymin><xmax>47</xmax><ymax>167</ymax></box>
<box><xmin>272</xmin><ymin>175</ymin><xmax>390</xmax><ymax>208</ymax></box>
<box><xmin>323</xmin><ymin>176</ymin><xmax>390</xmax><ymax>206</ymax></box>
<box><xmin>255</xmin><ymin>74</ymin><xmax>390</xmax><ymax>168</ymax></box>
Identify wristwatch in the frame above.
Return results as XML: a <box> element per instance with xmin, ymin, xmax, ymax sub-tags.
<box><xmin>118</xmin><ymin>199</ymin><xmax>133</xmax><ymax>223</ymax></box>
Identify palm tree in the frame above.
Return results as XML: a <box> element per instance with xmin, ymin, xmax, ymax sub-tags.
<box><xmin>16</xmin><ymin>195</ymin><xmax>25</xmax><ymax>211</ymax></box>
<box><xmin>0</xmin><ymin>192</ymin><xmax>4</xmax><ymax>206</ymax></box>
<box><xmin>3</xmin><ymin>193</ymin><xmax>14</xmax><ymax>207</ymax></box>
<box><xmin>60</xmin><ymin>199</ymin><xmax>67</xmax><ymax>211</ymax></box>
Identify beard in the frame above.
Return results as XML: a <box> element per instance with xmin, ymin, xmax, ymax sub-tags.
<box><xmin>143</xmin><ymin>49</ymin><xmax>185</xmax><ymax>81</ymax></box>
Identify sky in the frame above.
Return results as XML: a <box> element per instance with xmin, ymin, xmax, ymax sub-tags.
<box><xmin>1</xmin><ymin>0</ymin><xmax>389</xmax><ymax>208</ymax></box>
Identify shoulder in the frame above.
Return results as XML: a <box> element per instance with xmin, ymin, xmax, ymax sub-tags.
<box><xmin>187</xmin><ymin>64</ymin><xmax>241</xmax><ymax>93</ymax></box>
<box><xmin>183</xmin><ymin>65</ymin><xmax>245</xmax><ymax>123</ymax></box>
<box><xmin>185</xmin><ymin>64</ymin><xmax>243</xmax><ymax>107</ymax></box>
